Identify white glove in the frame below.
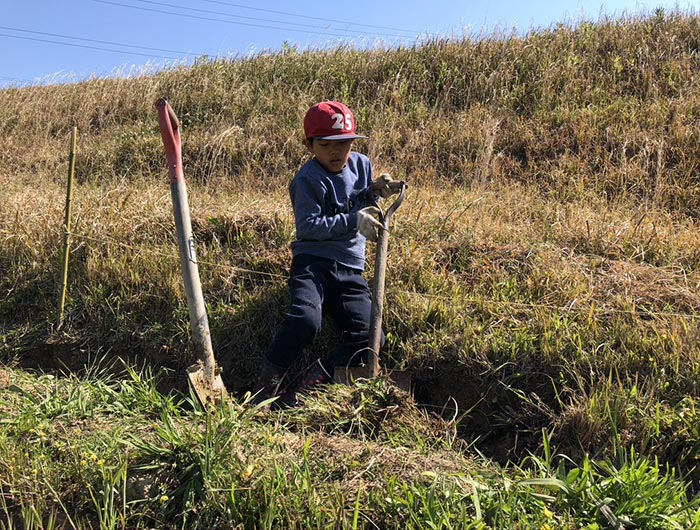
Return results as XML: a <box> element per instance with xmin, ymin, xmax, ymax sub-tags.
<box><xmin>372</xmin><ymin>173</ymin><xmax>403</xmax><ymax>199</ymax></box>
<box><xmin>357</xmin><ymin>206</ymin><xmax>383</xmax><ymax>242</ymax></box>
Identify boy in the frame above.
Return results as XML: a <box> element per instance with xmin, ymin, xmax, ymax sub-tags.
<box><xmin>252</xmin><ymin>100</ymin><xmax>401</xmax><ymax>407</ymax></box>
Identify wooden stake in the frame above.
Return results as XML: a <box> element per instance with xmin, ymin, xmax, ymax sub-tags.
<box><xmin>58</xmin><ymin>126</ymin><xmax>77</xmax><ymax>326</ymax></box>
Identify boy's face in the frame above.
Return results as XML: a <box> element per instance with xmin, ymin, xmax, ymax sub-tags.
<box><xmin>305</xmin><ymin>138</ymin><xmax>354</xmax><ymax>173</ymax></box>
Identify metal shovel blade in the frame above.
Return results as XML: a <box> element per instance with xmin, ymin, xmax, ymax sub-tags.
<box><xmin>187</xmin><ymin>363</ymin><xmax>228</xmax><ymax>407</ymax></box>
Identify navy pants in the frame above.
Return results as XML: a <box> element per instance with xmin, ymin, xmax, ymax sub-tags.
<box><xmin>265</xmin><ymin>254</ymin><xmax>382</xmax><ymax>371</ymax></box>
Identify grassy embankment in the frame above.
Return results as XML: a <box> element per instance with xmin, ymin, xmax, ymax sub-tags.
<box><xmin>3</xmin><ymin>9</ymin><xmax>700</xmax><ymax>529</ymax></box>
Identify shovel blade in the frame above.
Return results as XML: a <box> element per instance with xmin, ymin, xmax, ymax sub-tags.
<box><xmin>187</xmin><ymin>364</ymin><xmax>228</xmax><ymax>407</ymax></box>
<box><xmin>386</xmin><ymin>369</ymin><xmax>412</xmax><ymax>394</ymax></box>
<box><xmin>333</xmin><ymin>366</ymin><xmax>413</xmax><ymax>394</ymax></box>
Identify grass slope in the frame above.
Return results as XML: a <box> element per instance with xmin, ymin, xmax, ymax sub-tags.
<box><xmin>3</xmin><ymin>8</ymin><xmax>700</xmax><ymax>528</ymax></box>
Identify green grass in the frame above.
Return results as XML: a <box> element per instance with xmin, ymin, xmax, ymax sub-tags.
<box><xmin>1</xmin><ymin>364</ymin><xmax>699</xmax><ymax>529</ymax></box>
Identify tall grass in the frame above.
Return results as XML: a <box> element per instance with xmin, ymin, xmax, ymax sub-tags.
<box><xmin>2</xmin><ymin>10</ymin><xmax>700</xmax><ymax>204</ymax></box>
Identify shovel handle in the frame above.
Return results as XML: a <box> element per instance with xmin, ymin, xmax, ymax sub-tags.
<box><xmin>155</xmin><ymin>98</ymin><xmax>218</xmax><ymax>389</ymax></box>
<box><xmin>380</xmin><ymin>182</ymin><xmax>407</xmax><ymax>228</ymax></box>
<box><xmin>367</xmin><ymin>181</ymin><xmax>407</xmax><ymax>377</ymax></box>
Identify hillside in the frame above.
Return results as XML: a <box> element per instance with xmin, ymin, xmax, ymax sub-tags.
<box><xmin>3</xmin><ymin>9</ymin><xmax>700</xmax><ymax>529</ymax></box>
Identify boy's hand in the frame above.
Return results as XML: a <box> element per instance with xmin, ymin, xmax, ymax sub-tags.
<box><xmin>358</xmin><ymin>206</ymin><xmax>383</xmax><ymax>242</ymax></box>
<box><xmin>372</xmin><ymin>174</ymin><xmax>404</xmax><ymax>199</ymax></box>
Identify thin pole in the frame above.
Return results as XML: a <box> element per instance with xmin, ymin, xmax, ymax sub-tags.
<box><xmin>367</xmin><ymin>224</ymin><xmax>389</xmax><ymax>376</ymax></box>
<box><xmin>366</xmin><ymin>183</ymin><xmax>407</xmax><ymax>377</ymax></box>
<box><xmin>58</xmin><ymin>126</ymin><xmax>77</xmax><ymax>326</ymax></box>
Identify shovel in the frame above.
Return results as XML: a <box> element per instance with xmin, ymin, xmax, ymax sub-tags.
<box><xmin>334</xmin><ymin>182</ymin><xmax>412</xmax><ymax>393</ymax></box>
<box><xmin>155</xmin><ymin>99</ymin><xmax>227</xmax><ymax>407</ymax></box>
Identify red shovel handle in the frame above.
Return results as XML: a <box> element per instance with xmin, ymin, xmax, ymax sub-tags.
<box><xmin>155</xmin><ymin>98</ymin><xmax>184</xmax><ymax>183</ymax></box>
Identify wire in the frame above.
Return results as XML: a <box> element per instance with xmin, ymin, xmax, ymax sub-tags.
<box><xmin>67</xmin><ymin>231</ymin><xmax>287</xmax><ymax>281</ymax></box>
<box><xmin>125</xmin><ymin>0</ymin><xmax>415</xmax><ymax>38</ymax></box>
<box><xmin>59</xmin><ymin>229</ymin><xmax>700</xmax><ymax>321</ymax></box>
<box><xmin>0</xmin><ymin>25</ymin><xmax>208</xmax><ymax>57</ymax></box>
<box><xmin>130</xmin><ymin>0</ymin><xmax>343</xmax><ymax>31</ymax></box>
<box><xmin>93</xmin><ymin>0</ymin><xmax>412</xmax><ymax>40</ymax></box>
<box><xmin>197</xmin><ymin>0</ymin><xmax>421</xmax><ymax>34</ymax></box>
<box><xmin>1</xmin><ymin>0</ymin><xmax>419</xmax><ymax>84</ymax></box>
<box><xmin>403</xmin><ymin>289</ymin><xmax>700</xmax><ymax>320</ymax></box>
<box><xmin>0</xmin><ymin>32</ymin><xmax>181</xmax><ymax>60</ymax></box>
<box><xmin>2</xmin><ymin>223</ymin><xmax>693</xmax><ymax>321</ymax></box>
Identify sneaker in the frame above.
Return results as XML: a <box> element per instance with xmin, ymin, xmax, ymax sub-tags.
<box><xmin>250</xmin><ymin>361</ymin><xmax>286</xmax><ymax>405</ymax></box>
<box><xmin>278</xmin><ymin>359</ymin><xmax>332</xmax><ymax>408</ymax></box>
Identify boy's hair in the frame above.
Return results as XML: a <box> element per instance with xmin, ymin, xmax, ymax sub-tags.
<box><xmin>304</xmin><ymin>101</ymin><xmax>367</xmax><ymax>141</ymax></box>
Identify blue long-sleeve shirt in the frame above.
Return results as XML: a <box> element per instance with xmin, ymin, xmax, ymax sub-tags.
<box><xmin>289</xmin><ymin>152</ymin><xmax>373</xmax><ymax>270</ymax></box>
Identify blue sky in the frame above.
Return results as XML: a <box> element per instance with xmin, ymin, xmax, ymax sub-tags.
<box><xmin>2</xmin><ymin>0</ymin><xmax>695</xmax><ymax>88</ymax></box>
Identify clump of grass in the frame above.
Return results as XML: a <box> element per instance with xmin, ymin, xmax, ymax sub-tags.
<box><xmin>284</xmin><ymin>376</ymin><xmax>459</xmax><ymax>450</ymax></box>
